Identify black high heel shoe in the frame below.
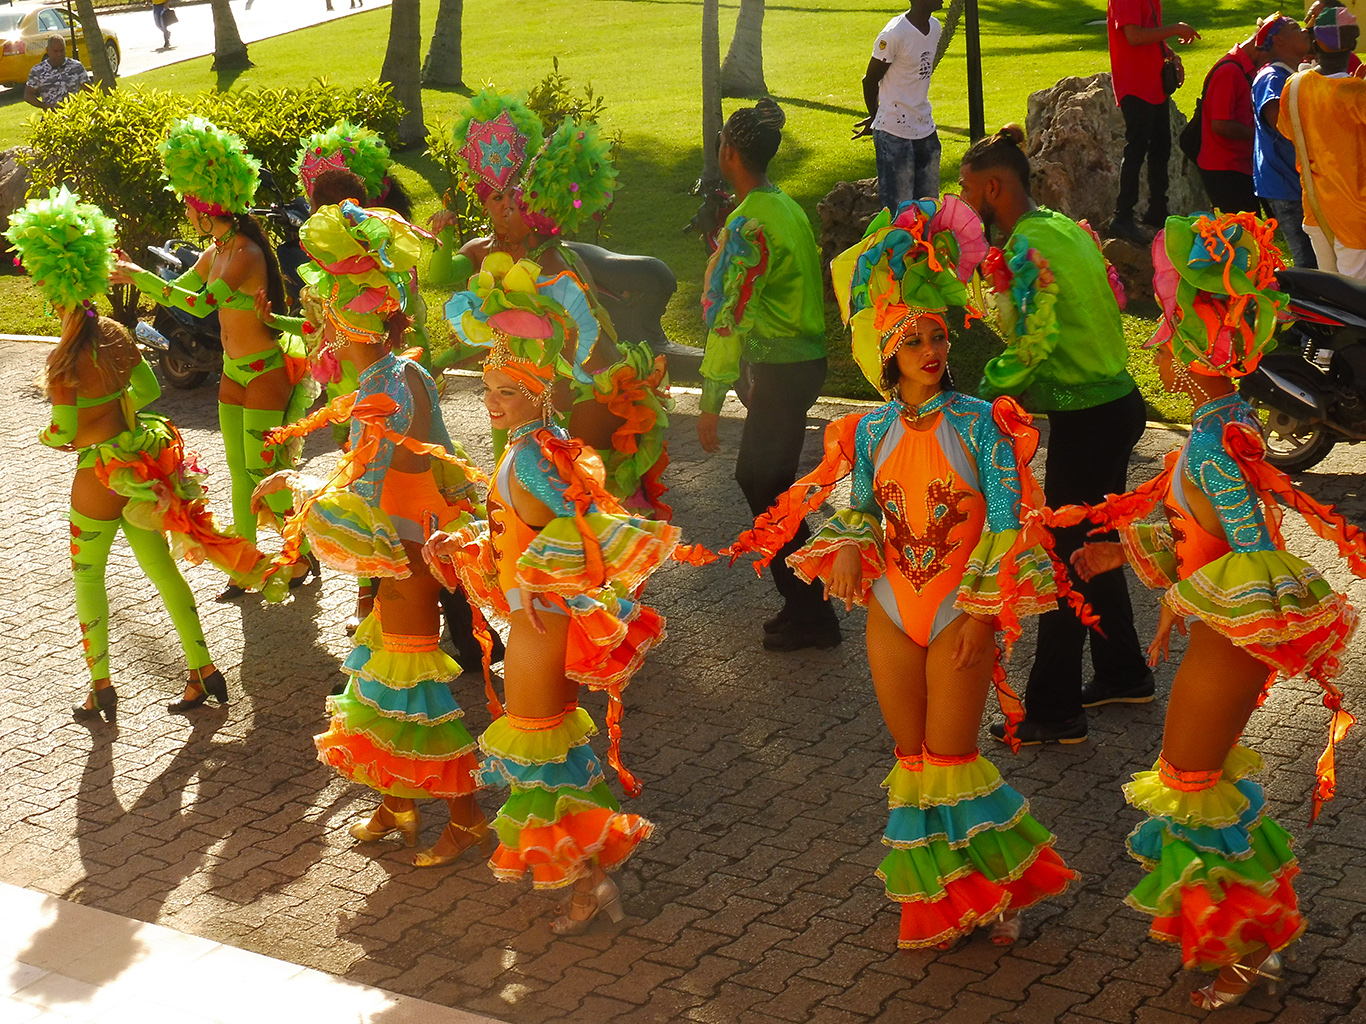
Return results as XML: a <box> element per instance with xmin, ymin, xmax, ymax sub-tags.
<box><xmin>289</xmin><ymin>552</ymin><xmax>322</xmax><ymax>590</ymax></box>
<box><xmin>167</xmin><ymin>670</ymin><xmax>228</xmax><ymax>714</ymax></box>
<box><xmin>72</xmin><ymin>684</ymin><xmax>118</xmax><ymax>724</ymax></box>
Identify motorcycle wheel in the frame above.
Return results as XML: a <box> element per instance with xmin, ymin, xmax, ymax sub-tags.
<box><xmin>1246</xmin><ymin>397</ymin><xmax>1336</xmax><ymax>472</ymax></box>
<box><xmin>160</xmin><ymin>349</ymin><xmax>210</xmax><ymax>390</ymax></box>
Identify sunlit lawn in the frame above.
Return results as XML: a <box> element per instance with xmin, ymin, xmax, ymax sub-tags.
<box><xmin>0</xmin><ymin>0</ymin><xmax>1256</xmax><ymax>417</ymax></box>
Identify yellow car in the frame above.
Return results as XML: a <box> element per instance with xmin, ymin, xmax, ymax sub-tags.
<box><xmin>0</xmin><ymin>3</ymin><xmax>120</xmax><ymax>87</ymax></box>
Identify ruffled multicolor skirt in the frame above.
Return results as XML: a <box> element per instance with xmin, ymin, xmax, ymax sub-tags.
<box><xmin>80</xmin><ymin>412</ymin><xmax>271</xmax><ymax>591</ymax></box>
<box><xmin>479</xmin><ymin>707</ymin><xmax>653</xmax><ymax>889</ymax></box>
<box><xmin>877</xmin><ymin>748</ymin><xmax>1077</xmax><ymax>948</ymax></box>
<box><xmin>1124</xmin><ymin>745</ymin><xmax>1304</xmax><ymax>970</ymax></box>
<box><xmin>315</xmin><ymin>612</ymin><xmax>479</xmax><ymax>799</ymax></box>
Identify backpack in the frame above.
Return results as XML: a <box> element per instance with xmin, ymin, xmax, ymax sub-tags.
<box><xmin>1179</xmin><ymin>56</ymin><xmax>1252</xmax><ymax>163</ymax></box>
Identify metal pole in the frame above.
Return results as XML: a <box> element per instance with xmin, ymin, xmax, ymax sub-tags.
<box><xmin>65</xmin><ymin>0</ymin><xmax>81</xmax><ymax>62</ymax></box>
<box><xmin>965</xmin><ymin>0</ymin><xmax>985</xmax><ymax>140</ymax></box>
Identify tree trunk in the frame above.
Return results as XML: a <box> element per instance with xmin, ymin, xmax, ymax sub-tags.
<box><xmin>382</xmin><ymin>0</ymin><xmax>425</xmax><ymax>145</ymax></box>
<box><xmin>421</xmin><ymin>0</ymin><xmax>463</xmax><ymax>87</ymax></box>
<box><xmin>720</xmin><ymin>0</ymin><xmax>766</xmax><ymax>98</ymax></box>
<box><xmin>209</xmin><ymin>0</ymin><xmax>251</xmax><ymax>70</ymax></box>
<box><xmin>71</xmin><ymin>0</ymin><xmax>115</xmax><ymax>91</ymax></box>
<box><xmin>934</xmin><ymin>0</ymin><xmax>966</xmax><ymax>68</ymax></box>
<box><xmin>701</xmin><ymin>0</ymin><xmax>722</xmax><ymax>183</ymax></box>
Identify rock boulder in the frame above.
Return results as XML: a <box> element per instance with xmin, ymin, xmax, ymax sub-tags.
<box><xmin>0</xmin><ymin>147</ymin><xmax>31</xmax><ymax>267</ymax></box>
<box><xmin>816</xmin><ymin>177</ymin><xmax>881</xmax><ymax>292</ymax></box>
<box><xmin>1026</xmin><ymin>72</ymin><xmax>1204</xmax><ymax>229</ymax></box>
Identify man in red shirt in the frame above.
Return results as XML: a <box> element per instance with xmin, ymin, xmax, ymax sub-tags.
<box><xmin>1197</xmin><ymin>33</ymin><xmax>1269</xmax><ymax>214</ymax></box>
<box><xmin>1107</xmin><ymin>0</ymin><xmax>1200</xmax><ymax>245</ymax></box>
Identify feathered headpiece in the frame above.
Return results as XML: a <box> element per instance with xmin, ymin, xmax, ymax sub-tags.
<box><xmin>159</xmin><ymin>118</ymin><xmax>260</xmax><ymax>217</ymax></box>
<box><xmin>4</xmin><ymin>186</ymin><xmax>117</xmax><ymax>314</ymax></box>
<box><xmin>520</xmin><ymin>118</ymin><xmax>618</xmax><ymax>237</ymax></box>
<box><xmin>830</xmin><ymin>196</ymin><xmax>988</xmax><ymax>396</ymax></box>
<box><xmin>451</xmin><ymin>89</ymin><xmax>545</xmax><ymax>199</ymax></box>
<box><xmin>444</xmin><ymin>252</ymin><xmax>574</xmax><ymax>398</ymax></box>
<box><xmin>294</xmin><ymin>120</ymin><xmax>392</xmax><ymax>202</ymax></box>
<box><xmin>1148</xmin><ymin>212</ymin><xmax>1287</xmax><ymax>378</ymax></box>
<box><xmin>299</xmin><ymin>201</ymin><xmax>432</xmax><ymax>344</ymax></box>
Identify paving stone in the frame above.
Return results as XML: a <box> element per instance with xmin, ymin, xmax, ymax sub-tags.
<box><xmin>2</xmin><ymin>341</ymin><xmax>1364</xmax><ymax>1024</ymax></box>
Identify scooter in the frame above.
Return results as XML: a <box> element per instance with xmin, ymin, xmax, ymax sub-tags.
<box><xmin>1239</xmin><ymin>267</ymin><xmax>1366</xmax><ymax>472</ymax></box>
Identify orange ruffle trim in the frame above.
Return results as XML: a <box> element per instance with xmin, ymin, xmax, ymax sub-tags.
<box><xmin>314</xmin><ymin>721</ymin><xmax>479</xmax><ymax>800</ymax></box>
<box><xmin>489</xmin><ymin>807</ymin><xmax>654</xmax><ymax>889</ymax></box>
<box><xmin>1144</xmin><ymin>867</ymin><xmax>1306</xmax><ymax>970</ymax></box>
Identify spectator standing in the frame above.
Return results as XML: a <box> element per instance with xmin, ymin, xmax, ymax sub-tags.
<box><xmin>23</xmin><ymin>36</ymin><xmax>88</xmax><ymax>111</ymax></box>
<box><xmin>1106</xmin><ymin>0</ymin><xmax>1199</xmax><ymax>245</ymax></box>
<box><xmin>958</xmin><ymin>127</ymin><xmax>1152</xmax><ymax>746</ymax></box>
<box><xmin>698</xmin><ymin>99</ymin><xmax>841</xmax><ymax>652</ymax></box>
<box><xmin>1279</xmin><ymin>7</ymin><xmax>1366</xmax><ymax>278</ymax></box>
<box><xmin>1251</xmin><ymin>16</ymin><xmax>1315</xmax><ymax>267</ymax></box>
<box><xmin>855</xmin><ymin>0</ymin><xmax>943</xmax><ymax>213</ymax></box>
<box><xmin>152</xmin><ymin>0</ymin><xmax>173</xmax><ymax>50</ymax></box>
<box><xmin>1196</xmin><ymin>32</ymin><xmax>1267</xmax><ymax>214</ymax></box>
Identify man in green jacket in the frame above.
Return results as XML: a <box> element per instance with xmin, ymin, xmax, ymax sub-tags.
<box><xmin>959</xmin><ymin>125</ymin><xmax>1153</xmax><ymax>745</ymax></box>
<box><xmin>699</xmin><ymin>99</ymin><xmax>840</xmax><ymax>652</ymax></box>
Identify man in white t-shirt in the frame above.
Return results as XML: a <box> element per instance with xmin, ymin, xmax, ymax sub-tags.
<box><xmin>854</xmin><ymin>1</ymin><xmax>943</xmax><ymax>212</ymax></box>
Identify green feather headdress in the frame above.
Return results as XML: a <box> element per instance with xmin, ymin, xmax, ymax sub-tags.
<box><xmin>4</xmin><ymin>186</ymin><xmax>117</xmax><ymax>312</ymax></box>
<box><xmin>521</xmin><ymin>118</ymin><xmax>617</xmax><ymax>237</ymax></box>
<box><xmin>293</xmin><ymin>120</ymin><xmax>391</xmax><ymax>202</ymax></box>
<box><xmin>159</xmin><ymin>117</ymin><xmax>260</xmax><ymax>217</ymax></box>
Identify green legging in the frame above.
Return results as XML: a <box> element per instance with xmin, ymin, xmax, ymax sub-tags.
<box><xmin>219</xmin><ymin>402</ymin><xmax>293</xmax><ymax>544</ymax></box>
<box><xmin>69</xmin><ymin>507</ymin><xmax>212</xmax><ymax>685</ymax></box>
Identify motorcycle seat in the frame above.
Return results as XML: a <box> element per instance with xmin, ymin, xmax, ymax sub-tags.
<box><xmin>1276</xmin><ymin>267</ymin><xmax>1366</xmax><ymax>318</ymax></box>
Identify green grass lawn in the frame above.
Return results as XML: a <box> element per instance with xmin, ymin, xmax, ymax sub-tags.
<box><xmin>0</xmin><ymin>0</ymin><xmax>1258</xmax><ymax>417</ymax></box>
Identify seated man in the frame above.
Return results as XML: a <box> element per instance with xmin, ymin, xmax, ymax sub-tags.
<box><xmin>24</xmin><ymin>36</ymin><xmax>89</xmax><ymax>111</ymax></box>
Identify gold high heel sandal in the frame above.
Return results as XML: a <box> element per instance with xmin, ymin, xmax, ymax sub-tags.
<box><xmin>412</xmin><ymin>819</ymin><xmax>494</xmax><ymax>868</ymax></box>
<box><xmin>550</xmin><ymin>876</ymin><xmax>625</xmax><ymax>936</ymax></box>
<box><xmin>348</xmin><ymin>806</ymin><xmax>419</xmax><ymax>847</ymax></box>
<box><xmin>1190</xmin><ymin>952</ymin><xmax>1282</xmax><ymax>1011</ymax></box>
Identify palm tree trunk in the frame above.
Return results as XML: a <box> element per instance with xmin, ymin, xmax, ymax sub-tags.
<box><xmin>209</xmin><ymin>0</ymin><xmax>251</xmax><ymax>70</ymax></box>
<box><xmin>701</xmin><ymin>0</ymin><xmax>722</xmax><ymax>183</ymax></box>
<box><xmin>421</xmin><ymin>0</ymin><xmax>463</xmax><ymax>87</ymax></box>
<box><xmin>71</xmin><ymin>0</ymin><xmax>115</xmax><ymax>90</ymax></box>
<box><xmin>382</xmin><ymin>0</ymin><xmax>425</xmax><ymax>145</ymax></box>
<box><xmin>934</xmin><ymin>0</ymin><xmax>966</xmax><ymax>68</ymax></box>
<box><xmin>720</xmin><ymin>0</ymin><xmax>766</xmax><ymax>98</ymax></box>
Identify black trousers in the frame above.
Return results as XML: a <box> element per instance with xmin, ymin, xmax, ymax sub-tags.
<box><xmin>735</xmin><ymin>358</ymin><xmax>835</xmax><ymax>625</ymax></box>
<box><xmin>1116</xmin><ymin>95</ymin><xmax>1171</xmax><ymax>222</ymax></box>
<box><xmin>1198</xmin><ymin>168</ymin><xmax>1260</xmax><ymax>215</ymax></box>
<box><xmin>1025</xmin><ymin>387</ymin><xmax>1150</xmax><ymax>725</ymax></box>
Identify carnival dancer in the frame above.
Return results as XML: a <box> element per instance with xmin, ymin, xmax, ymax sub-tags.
<box><xmin>425</xmin><ymin>258</ymin><xmax>680</xmax><ymax>933</ymax></box>
<box><xmin>702</xmin><ymin>97</ymin><xmax>842</xmax><ymax>652</ymax></box>
<box><xmin>251</xmin><ymin>202</ymin><xmax>489</xmax><ymax>866</ymax></box>
<box><xmin>957</xmin><ymin>125</ymin><xmax>1152</xmax><ymax>745</ymax></box>
<box><xmin>11</xmin><ymin>188</ymin><xmax>274</xmax><ymax>719</ymax></box>
<box><xmin>727</xmin><ymin>197</ymin><xmax>1078</xmax><ymax>948</ymax></box>
<box><xmin>113</xmin><ymin>118</ymin><xmax>319</xmax><ymax>601</ymax></box>
<box><xmin>290</xmin><ymin>123</ymin><xmax>468</xmax><ymax>642</ymax></box>
<box><xmin>1058</xmin><ymin>212</ymin><xmax>1366</xmax><ymax>1010</ymax></box>
<box><xmin>429</xmin><ymin>89</ymin><xmax>674</xmax><ymax>518</ymax></box>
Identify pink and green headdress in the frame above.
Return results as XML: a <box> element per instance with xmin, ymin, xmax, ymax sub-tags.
<box><xmin>294</xmin><ymin>120</ymin><xmax>392</xmax><ymax>203</ymax></box>
<box><xmin>452</xmin><ymin>89</ymin><xmax>545</xmax><ymax>201</ymax></box>
<box><xmin>4</xmin><ymin>186</ymin><xmax>117</xmax><ymax>315</ymax></box>
<box><xmin>159</xmin><ymin>118</ymin><xmax>260</xmax><ymax>217</ymax></box>
<box><xmin>299</xmin><ymin>201</ymin><xmax>432</xmax><ymax>345</ymax></box>
<box><xmin>1148</xmin><ymin>212</ymin><xmax>1287</xmax><ymax>378</ymax></box>
<box><xmin>520</xmin><ymin>118</ymin><xmax>618</xmax><ymax>238</ymax></box>
<box><xmin>829</xmin><ymin>196</ymin><xmax>988</xmax><ymax>396</ymax></box>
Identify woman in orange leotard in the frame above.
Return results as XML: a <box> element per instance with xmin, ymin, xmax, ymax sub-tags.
<box><xmin>729</xmin><ymin>198</ymin><xmax>1077</xmax><ymax>949</ymax></box>
<box><xmin>1061</xmin><ymin>212</ymin><xmax>1366</xmax><ymax>1010</ymax></box>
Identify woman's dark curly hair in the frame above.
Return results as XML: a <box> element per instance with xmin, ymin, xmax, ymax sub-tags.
<box><xmin>723</xmin><ymin>97</ymin><xmax>787</xmax><ymax>174</ymax></box>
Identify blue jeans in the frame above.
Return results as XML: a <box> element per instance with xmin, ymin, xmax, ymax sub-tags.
<box><xmin>873</xmin><ymin>129</ymin><xmax>941</xmax><ymax>213</ymax></box>
<box><xmin>1266</xmin><ymin>197</ymin><xmax>1317</xmax><ymax>269</ymax></box>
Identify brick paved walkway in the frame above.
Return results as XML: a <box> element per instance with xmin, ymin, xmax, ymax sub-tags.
<box><xmin>2</xmin><ymin>337</ymin><xmax>1364</xmax><ymax>1023</ymax></box>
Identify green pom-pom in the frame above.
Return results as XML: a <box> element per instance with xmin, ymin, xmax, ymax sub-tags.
<box><xmin>293</xmin><ymin>120</ymin><xmax>391</xmax><ymax>200</ymax></box>
<box><xmin>4</xmin><ymin>186</ymin><xmax>117</xmax><ymax>309</ymax></box>
<box><xmin>521</xmin><ymin>119</ymin><xmax>617</xmax><ymax>237</ymax></box>
<box><xmin>451</xmin><ymin>89</ymin><xmax>544</xmax><ymax>180</ymax></box>
<box><xmin>159</xmin><ymin>117</ymin><xmax>260</xmax><ymax>215</ymax></box>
